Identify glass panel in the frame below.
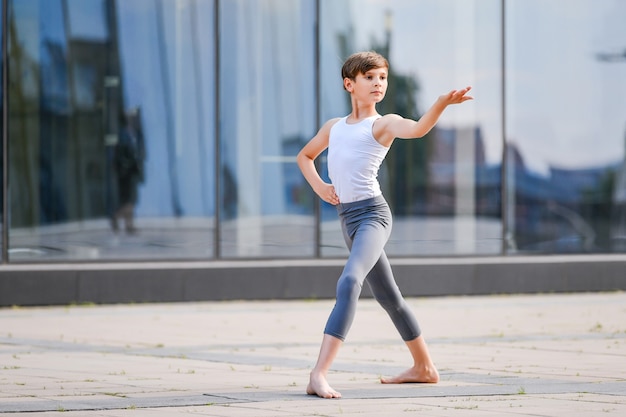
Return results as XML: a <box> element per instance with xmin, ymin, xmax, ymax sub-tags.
<box><xmin>218</xmin><ymin>0</ymin><xmax>317</xmax><ymax>258</ymax></box>
<box><xmin>506</xmin><ymin>0</ymin><xmax>626</xmax><ymax>253</ymax></box>
<box><xmin>320</xmin><ymin>0</ymin><xmax>503</xmax><ymax>257</ymax></box>
<box><xmin>8</xmin><ymin>0</ymin><xmax>216</xmax><ymax>261</ymax></box>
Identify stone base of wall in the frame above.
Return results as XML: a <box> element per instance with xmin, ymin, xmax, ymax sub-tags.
<box><xmin>1</xmin><ymin>255</ymin><xmax>625</xmax><ymax>306</ymax></box>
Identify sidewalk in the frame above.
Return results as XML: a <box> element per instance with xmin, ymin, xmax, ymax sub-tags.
<box><xmin>0</xmin><ymin>291</ymin><xmax>624</xmax><ymax>416</ymax></box>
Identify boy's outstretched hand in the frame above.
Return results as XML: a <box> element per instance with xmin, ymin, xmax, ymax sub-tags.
<box><xmin>439</xmin><ymin>86</ymin><xmax>473</xmax><ymax>105</ymax></box>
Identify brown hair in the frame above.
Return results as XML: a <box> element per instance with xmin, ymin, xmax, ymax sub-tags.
<box><xmin>341</xmin><ymin>51</ymin><xmax>389</xmax><ymax>82</ymax></box>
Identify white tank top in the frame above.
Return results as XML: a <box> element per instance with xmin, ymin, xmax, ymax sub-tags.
<box><xmin>328</xmin><ymin>115</ymin><xmax>389</xmax><ymax>203</ymax></box>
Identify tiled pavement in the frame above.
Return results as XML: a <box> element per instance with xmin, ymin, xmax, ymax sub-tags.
<box><xmin>0</xmin><ymin>291</ymin><xmax>624</xmax><ymax>416</ymax></box>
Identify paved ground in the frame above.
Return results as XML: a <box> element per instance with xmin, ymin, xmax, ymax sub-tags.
<box><xmin>0</xmin><ymin>291</ymin><xmax>624</xmax><ymax>416</ymax></box>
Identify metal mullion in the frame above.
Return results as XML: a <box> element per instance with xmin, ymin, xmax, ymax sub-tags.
<box><xmin>500</xmin><ymin>0</ymin><xmax>508</xmax><ymax>255</ymax></box>
<box><xmin>2</xmin><ymin>0</ymin><xmax>8</xmax><ymax>264</ymax></box>
<box><xmin>214</xmin><ymin>0</ymin><xmax>221</xmax><ymax>259</ymax></box>
<box><xmin>314</xmin><ymin>0</ymin><xmax>321</xmax><ymax>258</ymax></box>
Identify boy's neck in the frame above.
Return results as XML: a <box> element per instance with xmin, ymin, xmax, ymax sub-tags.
<box><xmin>347</xmin><ymin>102</ymin><xmax>378</xmax><ymax>123</ymax></box>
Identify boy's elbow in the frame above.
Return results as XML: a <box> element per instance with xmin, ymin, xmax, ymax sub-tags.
<box><xmin>296</xmin><ymin>151</ymin><xmax>309</xmax><ymax>168</ymax></box>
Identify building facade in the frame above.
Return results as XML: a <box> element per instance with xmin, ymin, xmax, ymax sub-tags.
<box><xmin>2</xmin><ymin>0</ymin><xmax>626</xmax><ymax>306</ymax></box>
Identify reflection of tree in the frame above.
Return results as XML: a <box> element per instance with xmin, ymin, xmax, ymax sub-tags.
<box><xmin>8</xmin><ymin>8</ymin><xmax>40</xmax><ymax>227</ymax></box>
<box><xmin>379</xmin><ymin>66</ymin><xmax>433</xmax><ymax>215</ymax></box>
<box><xmin>9</xmin><ymin>0</ymin><xmax>132</xmax><ymax>230</ymax></box>
<box><xmin>367</xmin><ymin>11</ymin><xmax>435</xmax><ymax>215</ymax></box>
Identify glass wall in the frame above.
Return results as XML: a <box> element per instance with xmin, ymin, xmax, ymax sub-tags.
<box><xmin>506</xmin><ymin>0</ymin><xmax>626</xmax><ymax>253</ymax></box>
<box><xmin>320</xmin><ymin>0</ymin><xmax>503</xmax><ymax>257</ymax></box>
<box><xmin>218</xmin><ymin>0</ymin><xmax>317</xmax><ymax>258</ymax></box>
<box><xmin>8</xmin><ymin>0</ymin><xmax>216</xmax><ymax>261</ymax></box>
<box><xmin>3</xmin><ymin>0</ymin><xmax>626</xmax><ymax>264</ymax></box>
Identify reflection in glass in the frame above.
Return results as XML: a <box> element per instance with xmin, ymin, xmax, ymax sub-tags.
<box><xmin>320</xmin><ymin>0</ymin><xmax>503</xmax><ymax>257</ymax></box>
<box><xmin>8</xmin><ymin>0</ymin><xmax>624</xmax><ymax>263</ymax></box>
<box><xmin>218</xmin><ymin>0</ymin><xmax>317</xmax><ymax>258</ymax></box>
<box><xmin>8</xmin><ymin>0</ymin><xmax>216</xmax><ymax>261</ymax></box>
<box><xmin>506</xmin><ymin>0</ymin><xmax>626</xmax><ymax>253</ymax></box>
<box><xmin>111</xmin><ymin>108</ymin><xmax>145</xmax><ymax>235</ymax></box>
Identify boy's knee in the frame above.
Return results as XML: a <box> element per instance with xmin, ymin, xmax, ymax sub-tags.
<box><xmin>376</xmin><ymin>295</ymin><xmax>405</xmax><ymax>312</ymax></box>
<box><xmin>336</xmin><ymin>274</ymin><xmax>362</xmax><ymax>300</ymax></box>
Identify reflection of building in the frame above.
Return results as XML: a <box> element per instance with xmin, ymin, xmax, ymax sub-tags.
<box><xmin>424</xmin><ymin>124</ymin><xmax>623</xmax><ymax>253</ymax></box>
<box><xmin>429</xmin><ymin>126</ymin><xmax>500</xmax><ymax>218</ymax></box>
<box><xmin>11</xmin><ymin>0</ymin><xmax>124</xmax><ymax>227</ymax></box>
<box><xmin>509</xmin><ymin>144</ymin><xmax>621</xmax><ymax>252</ymax></box>
<box><xmin>1</xmin><ymin>1</ymin><xmax>626</xmax><ymax>307</ymax></box>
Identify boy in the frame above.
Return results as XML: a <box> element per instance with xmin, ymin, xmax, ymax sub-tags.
<box><xmin>297</xmin><ymin>51</ymin><xmax>472</xmax><ymax>399</ymax></box>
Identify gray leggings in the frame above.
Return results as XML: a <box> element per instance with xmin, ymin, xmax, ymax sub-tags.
<box><xmin>324</xmin><ymin>195</ymin><xmax>421</xmax><ymax>342</ymax></box>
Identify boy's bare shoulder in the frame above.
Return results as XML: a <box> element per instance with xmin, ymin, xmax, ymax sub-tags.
<box><xmin>378</xmin><ymin>113</ymin><xmax>404</xmax><ymax>123</ymax></box>
<box><xmin>323</xmin><ymin>117</ymin><xmax>343</xmax><ymax>128</ymax></box>
<box><xmin>309</xmin><ymin>118</ymin><xmax>342</xmax><ymax>143</ymax></box>
<box><xmin>373</xmin><ymin>114</ymin><xmax>408</xmax><ymax>146</ymax></box>
<box><xmin>316</xmin><ymin>117</ymin><xmax>342</xmax><ymax>134</ymax></box>
<box><xmin>374</xmin><ymin>113</ymin><xmax>404</xmax><ymax>132</ymax></box>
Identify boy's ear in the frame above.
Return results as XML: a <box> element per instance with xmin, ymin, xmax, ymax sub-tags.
<box><xmin>343</xmin><ymin>77</ymin><xmax>353</xmax><ymax>92</ymax></box>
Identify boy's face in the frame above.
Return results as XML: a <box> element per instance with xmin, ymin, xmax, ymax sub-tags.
<box><xmin>344</xmin><ymin>67</ymin><xmax>388</xmax><ymax>103</ymax></box>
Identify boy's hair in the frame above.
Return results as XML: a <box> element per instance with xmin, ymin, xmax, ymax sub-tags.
<box><xmin>341</xmin><ymin>51</ymin><xmax>389</xmax><ymax>83</ymax></box>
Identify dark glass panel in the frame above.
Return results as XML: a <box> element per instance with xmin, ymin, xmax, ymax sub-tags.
<box><xmin>8</xmin><ymin>0</ymin><xmax>216</xmax><ymax>261</ymax></box>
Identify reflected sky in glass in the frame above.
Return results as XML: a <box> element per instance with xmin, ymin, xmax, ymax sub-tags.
<box><xmin>67</xmin><ymin>0</ymin><xmax>108</xmax><ymax>40</ymax></box>
<box><xmin>506</xmin><ymin>0</ymin><xmax>626</xmax><ymax>175</ymax></box>
<box><xmin>338</xmin><ymin>0</ymin><xmax>501</xmax><ymax>163</ymax></box>
<box><xmin>344</xmin><ymin>0</ymin><xmax>626</xmax><ymax>175</ymax></box>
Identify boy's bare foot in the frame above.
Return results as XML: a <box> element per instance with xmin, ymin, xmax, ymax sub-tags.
<box><xmin>380</xmin><ymin>365</ymin><xmax>439</xmax><ymax>384</ymax></box>
<box><xmin>306</xmin><ymin>372</ymin><xmax>342</xmax><ymax>398</ymax></box>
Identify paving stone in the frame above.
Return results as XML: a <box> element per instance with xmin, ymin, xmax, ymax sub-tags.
<box><xmin>0</xmin><ymin>292</ymin><xmax>624</xmax><ymax>415</ymax></box>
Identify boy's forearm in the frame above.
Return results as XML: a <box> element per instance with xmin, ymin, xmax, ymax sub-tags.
<box><xmin>413</xmin><ymin>88</ymin><xmax>473</xmax><ymax>137</ymax></box>
<box><xmin>297</xmin><ymin>154</ymin><xmax>325</xmax><ymax>194</ymax></box>
<box><xmin>414</xmin><ymin>99</ymin><xmax>448</xmax><ymax>137</ymax></box>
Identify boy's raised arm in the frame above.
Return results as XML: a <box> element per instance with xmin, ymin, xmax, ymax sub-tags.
<box><xmin>377</xmin><ymin>86</ymin><xmax>473</xmax><ymax>145</ymax></box>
